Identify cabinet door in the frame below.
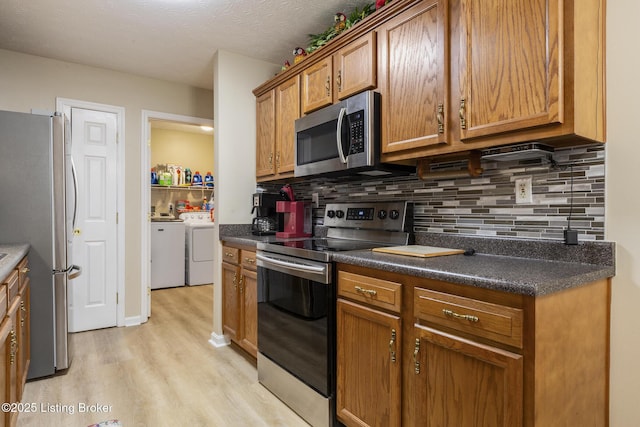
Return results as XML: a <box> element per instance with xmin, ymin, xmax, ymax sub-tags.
<box><xmin>275</xmin><ymin>76</ymin><xmax>300</xmax><ymax>176</ymax></box>
<box><xmin>458</xmin><ymin>0</ymin><xmax>561</xmax><ymax>140</ymax></box>
<box><xmin>411</xmin><ymin>325</ymin><xmax>523</xmax><ymax>427</ymax></box>
<box><xmin>18</xmin><ymin>280</ymin><xmax>30</xmax><ymax>399</ymax></box>
<box><xmin>301</xmin><ymin>56</ymin><xmax>333</xmax><ymax>114</ymax></box>
<box><xmin>239</xmin><ymin>268</ymin><xmax>258</xmax><ymax>358</ymax></box>
<box><xmin>378</xmin><ymin>0</ymin><xmax>449</xmax><ymax>156</ymax></box>
<box><xmin>334</xmin><ymin>32</ymin><xmax>377</xmax><ymax>101</ymax></box>
<box><xmin>337</xmin><ymin>298</ymin><xmax>401</xmax><ymax>427</ymax></box>
<box><xmin>0</xmin><ymin>318</ymin><xmax>11</xmax><ymax>427</ymax></box>
<box><xmin>221</xmin><ymin>262</ymin><xmax>240</xmax><ymax>342</ymax></box>
<box><xmin>6</xmin><ymin>298</ymin><xmax>19</xmax><ymax>427</ymax></box>
<box><xmin>256</xmin><ymin>89</ymin><xmax>276</xmax><ymax>178</ymax></box>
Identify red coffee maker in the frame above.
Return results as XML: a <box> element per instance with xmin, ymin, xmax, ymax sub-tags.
<box><xmin>276</xmin><ymin>201</ymin><xmax>312</xmax><ymax>238</ymax></box>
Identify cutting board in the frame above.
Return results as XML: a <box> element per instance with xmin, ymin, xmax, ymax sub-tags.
<box><xmin>372</xmin><ymin>245</ymin><xmax>464</xmax><ymax>258</ymax></box>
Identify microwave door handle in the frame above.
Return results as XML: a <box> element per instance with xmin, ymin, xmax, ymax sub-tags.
<box><xmin>335</xmin><ymin>107</ymin><xmax>348</xmax><ymax>164</ymax></box>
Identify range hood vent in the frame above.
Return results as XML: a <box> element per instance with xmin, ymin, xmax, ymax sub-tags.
<box><xmin>481</xmin><ymin>143</ymin><xmax>554</xmax><ymax>162</ymax></box>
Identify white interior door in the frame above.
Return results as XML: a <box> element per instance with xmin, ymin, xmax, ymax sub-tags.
<box><xmin>69</xmin><ymin>107</ymin><xmax>118</xmax><ymax>332</ymax></box>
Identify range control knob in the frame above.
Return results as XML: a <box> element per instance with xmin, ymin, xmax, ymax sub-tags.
<box><xmin>377</xmin><ymin>210</ymin><xmax>387</xmax><ymax>220</ymax></box>
<box><xmin>335</xmin><ymin>210</ymin><xmax>345</xmax><ymax>218</ymax></box>
<box><xmin>326</xmin><ymin>210</ymin><xmax>336</xmax><ymax>218</ymax></box>
<box><xmin>389</xmin><ymin>209</ymin><xmax>400</xmax><ymax>220</ymax></box>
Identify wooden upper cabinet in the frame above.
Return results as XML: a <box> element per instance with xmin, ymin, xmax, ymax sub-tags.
<box><xmin>334</xmin><ymin>32</ymin><xmax>377</xmax><ymax>101</ymax></box>
<box><xmin>302</xmin><ymin>33</ymin><xmax>378</xmax><ymax>114</ymax></box>
<box><xmin>255</xmin><ymin>89</ymin><xmax>276</xmax><ymax>179</ymax></box>
<box><xmin>458</xmin><ymin>0</ymin><xmax>561</xmax><ymax>140</ymax></box>
<box><xmin>302</xmin><ymin>57</ymin><xmax>333</xmax><ymax>114</ymax></box>
<box><xmin>378</xmin><ymin>0</ymin><xmax>449</xmax><ymax>156</ymax></box>
<box><xmin>256</xmin><ymin>76</ymin><xmax>299</xmax><ymax>181</ymax></box>
<box><xmin>274</xmin><ymin>75</ymin><xmax>300</xmax><ymax>176</ymax></box>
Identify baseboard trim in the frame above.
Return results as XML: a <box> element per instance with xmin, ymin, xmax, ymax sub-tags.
<box><xmin>209</xmin><ymin>331</ymin><xmax>230</xmax><ymax>348</ymax></box>
<box><xmin>125</xmin><ymin>315</ymin><xmax>143</xmax><ymax>327</ymax></box>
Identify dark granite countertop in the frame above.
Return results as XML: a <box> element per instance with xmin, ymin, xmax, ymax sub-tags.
<box><xmin>0</xmin><ymin>243</ymin><xmax>30</xmax><ymax>279</ymax></box>
<box><xmin>219</xmin><ymin>225</ymin><xmax>615</xmax><ymax>297</ymax></box>
<box><xmin>331</xmin><ymin>249</ymin><xmax>614</xmax><ymax>296</ymax></box>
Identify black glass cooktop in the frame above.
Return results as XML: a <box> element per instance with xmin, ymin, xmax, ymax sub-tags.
<box><xmin>268</xmin><ymin>238</ymin><xmax>383</xmax><ymax>253</ymax></box>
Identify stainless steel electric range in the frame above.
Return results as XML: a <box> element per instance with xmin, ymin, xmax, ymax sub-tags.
<box><xmin>255</xmin><ymin>201</ymin><xmax>413</xmax><ymax>427</ymax></box>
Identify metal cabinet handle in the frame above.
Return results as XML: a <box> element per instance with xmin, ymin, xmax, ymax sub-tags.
<box><xmin>355</xmin><ymin>285</ymin><xmax>377</xmax><ymax>297</ymax></box>
<box><xmin>337</xmin><ymin>69</ymin><xmax>342</xmax><ymax>92</ymax></box>
<box><xmin>232</xmin><ymin>272</ymin><xmax>237</xmax><ymax>290</ymax></box>
<box><xmin>20</xmin><ymin>301</ymin><xmax>25</xmax><ymax>326</ymax></box>
<box><xmin>10</xmin><ymin>329</ymin><xmax>17</xmax><ymax>365</ymax></box>
<box><xmin>244</xmin><ymin>258</ymin><xmax>255</xmax><ymax>264</ymax></box>
<box><xmin>239</xmin><ymin>275</ymin><xmax>244</xmax><ymax>293</ymax></box>
<box><xmin>442</xmin><ymin>308</ymin><xmax>479</xmax><ymax>323</ymax></box>
<box><xmin>276</xmin><ymin>152</ymin><xmax>281</xmax><ymax>168</ymax></box>
<box><xmin>437</xmin><ymin>103</ymin><xmax>444</xmax><ymax>134</ymax></box>
<box><xmin>459</xmin><ymin>98</ymin><xmax>467</xmax><ymax>129</ymax></box>
<box><xmin>389</xmin><ymin>329</ymin><xmax>397</xmax><ymax>363</ymax></box>
<box><xmin>325</xmin><ymin>75</ymin><xmax>331</xmax><ymax>96</ymax></box>
<box><xmin>224</xmin><ymin>252</ymin><xmax>234</xmax><ymax>258</ymax></box>
<box><xmin>268</xmin><ymin>152</ymin><xmax>273</xmax><ymax>167</ymax></box>
<box><xmin>413</xmin><ymin>338</ymin><xmax>420</xmax><ymax>374</ymax></box>
<box><xmin>21</xmin><ymin>267</ymin><xmax>30</xmax><ymax>274</ymax></box>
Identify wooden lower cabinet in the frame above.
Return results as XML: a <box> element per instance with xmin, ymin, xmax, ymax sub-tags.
<box><xmin>336</xmin><ymin>263</ymin><xmax>610</xmax><ymax>427</ymax></box>
<box><xmin>221</xmin><ymin>243</ymin><xmax>258</xmax><ymax>358</ymax></box>
<box><xmin>0</xmin><ymin>254</ymin><xmax>31</xmax><ymax>427</ymax></box>
<box><xmin>337</xmin><ymin>298</ymin><xmax>402</xmax><ymax>427</ymax></box>
<box><xmin>411</xmin><ymin>325</ymin><xmax>523</xmax><ymax>427</ymax></box>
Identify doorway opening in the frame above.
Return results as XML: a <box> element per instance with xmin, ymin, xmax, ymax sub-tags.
<box><xmin>141</xmin><ymin>111</ymin><xmax>214</xmax><ymax>321</ymax></box>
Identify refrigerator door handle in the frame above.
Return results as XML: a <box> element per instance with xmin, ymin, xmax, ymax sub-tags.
<box><xmin>70</xmin><ymin>156</ymin><xmax>79</xmax><ymax>229</ymax></box>
<box><xmin>53</xmin><ymin>264</ymin><xmax>81</xmax><ymax>278</ymax></box>
<box><xmin>68</xmin><ymin>264</ymin><xmax>81</xmax><ymax>280</ymax></box>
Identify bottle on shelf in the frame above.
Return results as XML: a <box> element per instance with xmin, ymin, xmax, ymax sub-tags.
<box><xmin>151</xmin><ymin>168</ymin><xmax>158</xmax><ymax>185</ymax></box>
<box><xmin>185</xmin><ymin>168</ymin><xmax>192</xmax><ymax>185</ymax></box>
<box><xmin>204</xmin><ymin>172</ymin><xmax>214</xmax><ymax>187</ymax></box>
<box><xmin>192</xmin><ymin>171</ymin><xmax>203</xmax><ymax>186</ymax></box>
<box><xmin>202</xmin><ymin>197</ymin><xmax>208</xmax><ymax>210</ymax></box>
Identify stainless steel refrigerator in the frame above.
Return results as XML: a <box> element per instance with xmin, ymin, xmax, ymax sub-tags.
<box><xmin>0</xmin><ymin>109</ymin><xmax>80</xmax><ymax>379</ymax></box>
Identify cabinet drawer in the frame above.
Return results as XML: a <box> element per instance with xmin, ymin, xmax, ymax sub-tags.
<box><xmin>338</xmin><ymin>271</ymin><xmax>402</xmax><ymax>314</ymax></box>
<box><xmin>5</xmin><ymin>269</ymin><xmax>19</xmax><ymax>304</ymax></box>
<box><xmin>414</xmin><ymin>288</ymin><xmax>523</xmax><ymax>349</ymax></box>
<box><xmin>0</xmin><ymin>284</ymin><xmax>6</xmax><ymax>319</ymax></box>
<box><xmin>241</xmin><ymin>250</ymin><xmax>257</xmax><ymax>271</ymax></box>
<box><xmin>222</xmin><ymin>246</ymin><xmax>240</xmax><ymax>264</ymax></box>
<box><xmin>17</xmin><ymin>256</ymin><xmax>29</xmax><ymax>288</ymax></box>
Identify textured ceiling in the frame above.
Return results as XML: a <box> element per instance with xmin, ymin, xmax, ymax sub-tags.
<box><xmin>0</xmin><ymin>0</ymin><xmax>373</xmax><ymax>90</ymax></box>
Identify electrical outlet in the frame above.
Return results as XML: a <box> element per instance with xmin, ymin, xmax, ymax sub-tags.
<box><xmin>312</xmin><ymin>192</ymin><xmax>319</xmax><ymax>208</ymax></box>
<box><xmin>515</xmin><ymin>177</ymin><xmax>533</xmax><ymax>204</ymax></box>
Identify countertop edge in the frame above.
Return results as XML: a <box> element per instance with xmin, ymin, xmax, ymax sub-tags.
<box><xmin>0</xmin><ymin>243</ymin><xmax>30</xmax><ymax>279</ymax></box>
<box><xmin>331</xmin><ymin>250</ymin><xmax>615</xmax><ymax>297</ymax></box>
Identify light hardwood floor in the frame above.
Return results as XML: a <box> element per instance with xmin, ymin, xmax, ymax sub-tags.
<box><xmin>18</xmin><ymin>285</ymin><xmax>309</xmax><ymax>427</ymax></box>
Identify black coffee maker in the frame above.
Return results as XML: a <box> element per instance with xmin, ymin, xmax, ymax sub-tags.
<box><xmin>251</xmin><ymin>192</ymin><xmax>284</xmax><ymax>235</ymax></box>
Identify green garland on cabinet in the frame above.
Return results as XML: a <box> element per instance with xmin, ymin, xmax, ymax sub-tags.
<box><xmin>306</xmin><ymin>3</ymin><xmax>377</xmax><ymax>54</ymax></box>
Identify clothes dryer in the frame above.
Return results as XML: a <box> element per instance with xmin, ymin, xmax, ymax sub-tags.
<box><xmin>179</xmin><ymin>212</ymin><xmax>215</xmax><ymax>285</ymax></box>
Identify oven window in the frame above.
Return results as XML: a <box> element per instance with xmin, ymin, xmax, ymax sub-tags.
<box><xmin>258</xmin><ymin>267</ymin><xmax>334</xmax><ymax>396</ymax></box>
<box><xmin>296</xmin><ymin>120</ymin><xmax>339</xmax><ymax>165</ymax></box>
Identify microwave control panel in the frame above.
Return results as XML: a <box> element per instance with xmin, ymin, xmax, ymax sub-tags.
<box><xmin>348</xmin><ymin>110</ymin><xmax>365</xmax><ymax>155</ymax></box>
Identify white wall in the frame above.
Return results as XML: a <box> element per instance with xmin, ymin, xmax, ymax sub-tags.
<box><xmin>0</xmin><ymin>49</ymin><xmax>213</xmax><ymax>319</ymax></box>
<box><xmin>210</xmin><ymin>50</ymin><xmax>279</xmax><ymax>340</ymax></box>
<box><xmin>606</xmin><ymin>1</ymin><xmax>640</xmax><ymax>425</ymax></box>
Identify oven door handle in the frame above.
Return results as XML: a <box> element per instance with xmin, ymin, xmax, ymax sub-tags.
<box><xmin>256</xmin><ymin>253</ymin><xmax>326</xmax><ymax>273</ymax></box>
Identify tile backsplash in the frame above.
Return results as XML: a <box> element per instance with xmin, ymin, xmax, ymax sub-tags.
<box><xmin>259</xmin><ymin>144</ymin><xmax>605</xmax><ymax>241</ymax></box>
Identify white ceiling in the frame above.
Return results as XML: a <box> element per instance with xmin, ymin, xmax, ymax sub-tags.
<box><xmin>0</xmin><ymin>0</ymin><xmax>373</xmax><ymax>90</ymax></box>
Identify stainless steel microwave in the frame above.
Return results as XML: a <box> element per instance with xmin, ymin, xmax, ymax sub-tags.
<box><xmin>294</xmin><ymin>90</ymin><xmax>411</xmax><ymax>178</ymax></box>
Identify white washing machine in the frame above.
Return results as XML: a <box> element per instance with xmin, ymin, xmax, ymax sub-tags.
<box><xmin>179</xmin><ymin>212</ymin><xmax>215</xmax><ymax>285</ymax></box>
